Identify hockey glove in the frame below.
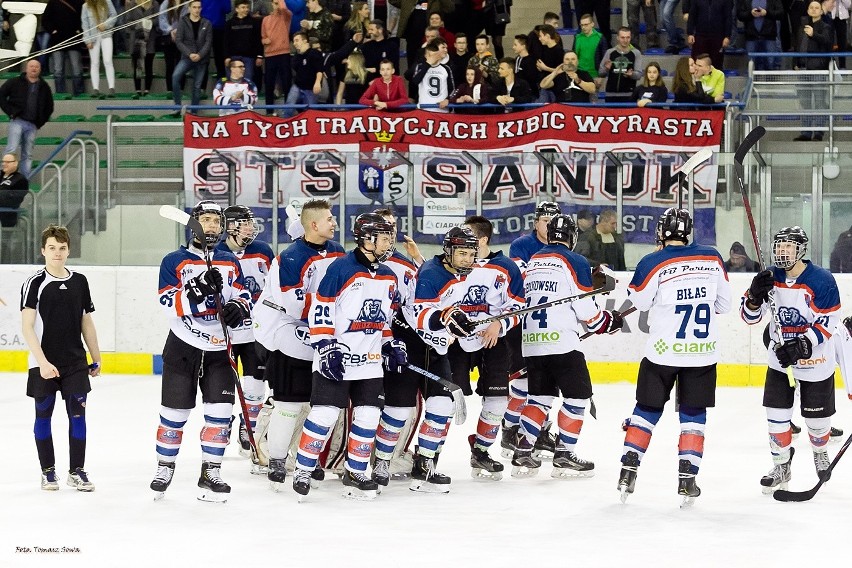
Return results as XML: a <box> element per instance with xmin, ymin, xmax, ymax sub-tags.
<box><xmin>185</xmin><ymin>269</ymin><xmax>224</xmax><ymax>303</ymax></box>
<box><xmin>222</xmin><ymin>299</ymin><xmax>249</xmax><ymax>328</ymax></box>
<box><xmin>774</xmin><ymin>335</ymin><xmax>812</xmax><ymax>368</ymax></box>
<box><xmin>440</xmin><ymin>306</ymin><xmax>476</xmax><ymax>338</ymax></box>
<box><xmin>747</xmin><ymin>269</ymin><xmax>774</xmax><ymax>306</ymax></box>
<box><xmin>316</xmin><ymin>339</ymin><xmax>345</xmax><ymax>381</ymax></box>
<box><xmin>382</xmin><ymin>339</ymin><xmax>408</xmax><ymax>374</ymax></box>
<box><xmin>595</xmin><ymin>309</ymin><xmax>624</xmax><ymax>335</ymax></box>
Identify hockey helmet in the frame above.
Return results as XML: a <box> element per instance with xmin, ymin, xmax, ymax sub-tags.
<box><xmin>547</xmin><ymin>214</ymin><xmax>578</xmax><ymax>249</ymax></box>
<box><xmin>353</xmin><ymin>212</ymin><xmax>395</xmax><ymax>262</ymax></box>
<box><xmin>442</xmin><ymin>226</ymin><xmax>479</xmax><ymax>276</ymax></box>
<box><xmin>772</xmin><ymin>226</ymin><xmax>808</xmax><ymax>270</ymax></box>
<box><xmin>190</xmin><ymin>200</ymin><xmax>225</xmax><ymax>246</ymax></box>
<box><xmin>535</xmin><ymin>201</ymin><xmax>561</xmax><ymax>220</ymax></box>
<box><xmin>655</xmin><ymin>207</ymin><xmax>693</xmax><ymax>244</ymax></box>
<box><xmin>224</xmin><ymin>205</ymin><xmax>260</xmax><ymax>247</ymax></box>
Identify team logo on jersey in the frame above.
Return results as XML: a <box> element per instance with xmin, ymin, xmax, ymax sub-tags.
<box><xmin>778</xmin><ymin>307</ymin><xmax>809</xmax><ymax>333</ymax></box>
<box><xmin>404</xmin><ymin>270</ymin><xmax>413</xmax><ymax>285</ymax></box>
<box><xmin>347</xmin><ymin>299</ymin><xmax>386</xmax><ymax>333</ymax></box>
<box><xmin>458</xmin><ymin>285</ymin><xmax>490</xmax><ymax>314</ymax></box>
<box><xmin>244</xmin><ymin>276</ymin><xmax>262</xmax><ymax>301</ymax></box>
<box><xmin>494</xmin><ymin>274</ymin><xmax>505</xmax><ymax>289</ymax></box>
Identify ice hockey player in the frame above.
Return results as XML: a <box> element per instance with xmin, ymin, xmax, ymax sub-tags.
<box><xmin>618</xmin><ymin>208</ymin><xmax>731</xmax><ymax>507</ymax></box>
<box><xmin>152</xmin><ymin>201</ymin><xmax>251</xmax><ymax>502</ymax></box>
<box><xmin>405</xmin><ymin>227</ymin><xmax>480</xmax><ymax>492</ymax></box>
<box><xmin>444</xmin><ymin>216</ymin><xmax>524</xmax><ymax>481</ymax></box>
<box><xmin>503</xmin><ymin>201</ymin><xmax>562</xmax><ymax>460</ymax></box>
<box><xmin>252</xmin><ymin>199</ymin><xmax>345</xmax><ymax>492</ymax></box>
<box><xmin>215</xmin><ymin>205</ymin><xmax>274</xmax><ymax>466</ymax></box>
<box><xmin>513</xmin><ymin>214</ymin><xmax>622</xmax><ymax>479</ymax></box>
<box><xmin>741</xmin><ymin>227</ymin><xmax>841</xmax><ymax>493</ymax></box>
<box><xmin>21</xmin><ymin>225</ymin><xmax>101</xmax><ymax>491</ymax></box>
<box><xmin>292</xmin><ymin>213</ymin><xmax>406</xmax><ymax>501</ymax></box>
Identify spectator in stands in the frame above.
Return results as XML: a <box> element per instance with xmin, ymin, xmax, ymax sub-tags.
<box><xmin>285</xmin><ymin>30</ymin><xmax>324</xmax><ymax>115</ymax></box>
<box><xmin>172</xmin><ymin>0</ymin><xmax>212</xmax><ymax>111</ymax></box>
<box><xmin>158</xmin><ymin>0</ymin><xmax>186</xmax><ymax>93</ymax></box>
<box><xmin>344</xmin><ymin>1</ymin><xmax>370</xmax><ymax>40</ymax></box>
<box><xmin>286</xmin><ymin>0</ymin><xmax>307</xmax><ymax>35</ymax></box>
<box><xmin>540</xmin><ymin>50</ymin><xmax>597</xmax><ymax>102</ymax></box>
<box><xmin>409</xmin><ymin>37</ymin><xmax>454</xmax><ymax>111</ymax></box>
<box><xmin>737</xmin><ymin>0</ymin><xmax>783</xmax><ymax>71</ymax></box>
<box><xmin>125</xmin><ymin>0</ymin><xmax>160</xmax><ymax>98</ymax></box>
<box><xmin>359</xmin><ymin>58</ymin><xmax>408</xmax><ymax>108</ymax></box>
<box><xmin>0</xmin><ymin>60</ymin><xmax>54</xmax><ymax>179</ymax></box>
<box><xmin>492</xmin><ymin>56</ymin><xmax>534</xmax><ymax>110</ymax></box>
<box><xmin>724</xmin><ymin>241</ymin><xmax>760</xmax><ymax>272</ymax></box>
<box><xmin>671</xmin><ymin>55</ymin><xmax>716</xmax><ymax>102</ymax></box>
<box><xmin>213</xmin><ymin>59</ymin><xmax>258</xmax><ymax>114</ymax></box>
<box><xmin>825</xmin><ymin>0</ymin><xmax>849</xmax><ymax>69</ymax></box>
<box><xmin>693</xmin><ymin>52</ymin><xmax>725</xmax><ymax>102</ymax></box>
<box><xmin>448</xmin><ymin>33</ymin><xmax>470</xmax><ymax>86</ymax></box>
<box><xmin>301</xmin><ymin>0</ymin><xmax>334</xmax><ymax>52</ymax></box>
<box><xmin>575</xmin><ymin>0</ymin><xmax>612</xmax><ymax>46</ymax></box>
<box><xmin>468</xmin><ymin>34</ymin><xmax>499</xmax><ymax>80</ymax></box>
<box><xmin>574</xmin><ymin>13</ymin><xmax>607</xmax><ymax>80</ymax></box>
<box><xmin>428</xmin><ymin>10</ymin><xmax>455</xmax><ymax>45</ymax></box>
<box><xmin>362</xmin><ymin>19</ymin><xmax>400</xmax><ymax>81</ymax></box>
<box><xmin>225</xmin><ymin>0</ymin><xmax>264</xmax><ymax>83</ymax></box>
<box><xmin>576</xmin><ymin>209</ymin><xmax>595</xmax><ymax>236</ymax></box>
<box><xmin>391</xmin><ymin>0</ymin><xmax>454</xmax><ymax>70</ymax></box>
<box><xmin>43</xmin><ymin>0</ymin><xmax>85</xmax><ymax>97</ymax></box>
<box><xmin>794</xmin><ymin>0</ymin><xmax>832</xmax><ymax>141</ymax></box>
<box><xmin>686</xmin><ymin>0</ymin><xmax>732</xmax><ymax>70</ymax></box>
<box><xmin>410</xmin><ymin>24</ymin><xmax>440</xmax><ymax>67</ymax></box>
<box><xmin>0</xmin><ymin>154</ymin><xmax>28</xmax><ymax>228</ymax></box>
<box><xmin>830</xmin><ymin>225</ymin><xmax>852</xmax><ymax>272</ymax></box>
<box><xmin>632</xmin><ymin>60</ymin><xmax>668</xmax><ymax>105</ymax></box>
<box><xmin>449</xmin><ymin>66</ymin><xmax>491</xmax><ymax>112</ymax></box>
<box><xmin>627</xmin><ymin>0</ymin><xmax>660</xmax><ymax>49</ymax></box>
<box><xmin>574</xmin><ymin>208</ymin><xmax>626</xmax><ymax>270</ymax></box>
<box><xmin>470</xmin><ymin>0</ymin><xmax>509</xmax><ymax>60</ymax></box>
<box><xmin>512</xmin><ymin>34</ymin><xmax>540</xmax><ymax>98</ymax></box>
<box><xmin>82</xmin><ymin>0</ymin><xmax>118</xmax><ymax>98</ymax></box>
<box><xmin>201</xmin><ymin>0</ymin><xmax>232</xmax><ymax>89</ymax></box>
<box><xmin>261</xmin><ymin>0</ymin><xmax>292</xmax><ymax>114</ymax></box>
<box><xmin>535</xmin><ymin>24</ymin><xmax>565</xmax><ymax>79</ymax></box>
<box><xmin>661</xmin><ymin>0</ymin><xmax>687</xmax><ymax>53</ymax></box>
<box><xmin>527</xmin><ymin>13</ymin><xmax>561</xmax><ymax>61</ymax></box>
<box><xmin>599</xmin><ymin>26</ymin><xmax>643</xmax><ymax>103</ymax></box>
<box><xmin>322</xmin><ymin>31</ymin><xmax>367</xmax><ymax>103</ymax></box>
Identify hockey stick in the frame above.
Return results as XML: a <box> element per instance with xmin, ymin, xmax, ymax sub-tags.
<box><xmin>674</xmin><ymin>147</ymin><xmax>714</xmax><ymax>209</ymax></box>
<box><xmin>773</xmin><ymin>431</ymin><xmax>852</xmax><ymax>502</ymax></box>
<box><xmin>473</xmin><ymin>274</ymin><xmax>617</xmax><ymax>328</ymax></box>
<box><xmin>405</xmin><ymin>363</ymin><xmax>467</xmax><ymax>426</ymax></box>
<box><xmin>732</xmin><ymin>127</ymin><xmax>795</xmax><ymax>386</ymax></box>
<box><xmin>158</xmin><ymin>205</ymin><xmax>262</xmax><ymax>463</ymax></box>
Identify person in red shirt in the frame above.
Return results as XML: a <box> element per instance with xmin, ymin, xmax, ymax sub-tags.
<box><xmin>359</xmin><ymin>59</ymin><xmax>408</xmax><ymax>109</ymax></box>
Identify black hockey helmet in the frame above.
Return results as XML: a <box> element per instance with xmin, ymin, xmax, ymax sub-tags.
<box><xmin>535</xmin><ymin>201</ymin><xmax>561</xmax><ymax>220</ymax></box>
<box><xmin>443</xmin><ymin>226</ymin><xmax>479</xmax><ymax>276</ymax></box>
<box><xmin>190</xmin><ymin>200</ymin><xmax>225</xmax><ymax>246</ymax></box>
<box><xmin>772</xmin><ymin>226</ymin><xmax>808</xmax><ymax>270</ymax></box>
<box><xmin>353</xmin><ymin>212</ymin><xmax>395</xmax><ymax>262</ymax></box>
<box><xmin>547</xmin><ymin>214</ymin><xmax>578</xmax><ymax>249</ymax></box>
<box><xmin>655</xmin><ymin>207</ymin><xmax>693</xmax><ymax>244</ymax></box>
<box><xmin>224</xmin><ymin>205</ymin><xmax>260</xmax><ymax>247</ymax></box>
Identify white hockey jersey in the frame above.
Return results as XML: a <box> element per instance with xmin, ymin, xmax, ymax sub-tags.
<box><xmin>522</xmin><ymin>244</ymin><xmax>609</xmax><ymax>357</ymax></box>
<box><xmin>215</xmin><ymin>239</ymin><xmax>274</xmax><ymax>344</ymax></box>
<box><xmin>740</xmin><ymin>261</ymin><xmax>841</xmax><ymax>382</ymax></box>
<box><xmin>412</xmin><ymin>256</ymin><xmax>463</xmax><ymax>354</ymax></box>
<box><xmin>628</xmin><ymin>243</ymin><xmax>732</xmax><ymax>367</ymax></box>
<box><xmin>832</xmin><ymin>322</ymin><xmax>852</xmax><ymax>400</ymax></box>
<box><xmin>253</xmin><ymin>238</ymin><xmax>345</xmax><ymax>360</ymax></box>
<box><xmin>383</xmin><ymin>250</ymin><xmax>418</xmax><ymax>328</ymax></box>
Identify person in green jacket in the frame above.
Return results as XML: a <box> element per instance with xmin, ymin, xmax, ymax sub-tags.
<box><xmin>573</xmin><ymin>14</ymin><xmax>608</xmax><ymax>78</ymax></box>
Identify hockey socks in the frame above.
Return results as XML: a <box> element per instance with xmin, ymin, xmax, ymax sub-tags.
<box><xmin>34</xmin><ymin>395</ymin><xmax>56</xmax><ymax>471</ymax></box>
<box><xmin>518</xmin><ymin>394</ymin><xmax>552</xmax><ymax>443</ymax></box>
<box><xmin>622</xmin><ymin>404</ymin><xmax>663</xmax><ymax>463</ymax></box>
<box><xmin>200</xmin><ymin>403</ymin><xmax>232</xmax><ymax>462</ymax></box>
<box><xmin>473</xmin><ymin>397</ymin><xmax>507</xmax><ymax>451</ymax></box>
<box><xmin>677</xmin><ymin>406</ymin><xmax>706</xmax><ymax>475</ymax></box>
<box><xmin>155</xmin><ymin>406</ymin><xmax>191</xmax><ymax>462</ymax></box>
<box><xmin>295</xmin><ymin>405</ymin><xmax>338</xmax><ymax>471</ymax></box>
<box><xmin>417</xmin><ymin>396</ymin><xmax>455</xmax><ymax>458</ymax></box>
<box><xmin>345</xmin><ymin>406</ymin><xmax>380</xmax><ymax>474</ymax></box>
<box><xmin>766</xmin><ymin>407</ymin><xmax>794</xmax><ymax>464</ymax></box>
<box><xmin>502</xmin><ymin>378</ymin><xmax>528</xmax><ymax>428</ymax></box>
<box><xmin>556</xmin><ymin>398</ymin><xmax>588</xmax><ymax>453</ymax></box>
<box><xmin>375</xmin><ymin>406</ymin><xmax>411</xmax><ymax>460</ymax></box>
<box><xmin>240</xmin><ymin>375</ymin><xmax>266</xmax><ymax>431</ymax></box>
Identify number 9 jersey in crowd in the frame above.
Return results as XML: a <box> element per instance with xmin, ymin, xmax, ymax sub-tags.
<box><xmin>158</xmin><ymin>244</ymin><xmax>251</xmax><ymax>350</ymax></box>
<box><xmin>628</xmin><ymin>243</ymin><xmax>732</xmax><ymax>367</ymax></box>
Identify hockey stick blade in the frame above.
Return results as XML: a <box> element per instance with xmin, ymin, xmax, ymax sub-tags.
<box><xmin>673</xmin><ymin>147</ymin><xmax>713</xmax><ymax>177</ymax></box>
<box><xmin>159</xmin><ymin>205</ymin><xmax>205</xmax><ymax>245</ymax></box>
<box><xmin>262</xmin><ymin>298</ymin><xmax>286</xmax><ymax>313</ymax></box>
<box><xmin>734</xmin><ymin>126</ymin><xmax>766</xmax><ymax>165</ymax></box>
<box><xmin>773</xmin><ymin>431</ymin><xmax>852</xmax><ymax>502</ymax></box>
<box><xmin>406</xmin><ymin>363</ymin><xmax>467</xmax><ymax>425</ymax></box>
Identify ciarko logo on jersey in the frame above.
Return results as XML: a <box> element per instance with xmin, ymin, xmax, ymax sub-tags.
<box><xmin>523</xmin><ymin>331</ymin><xmax>560</xmax><ymax>343</ymax></box>
<box><xmin>655</xmin><ymin>339</ymin><xmax>716</xmax><ymax>355</ymax></box>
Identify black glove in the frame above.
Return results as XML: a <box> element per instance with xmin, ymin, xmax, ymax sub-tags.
<box><xmin>316</xmin><ymin>339</ymin><xmax>345</xmax><ymax>381</ymax></box>
<box><xmin>747</xmin><ymin>269</ymin><xmax>774</xmax><ymax>306</ymax></box>
<box><xmin>185</xmin><ymin>269</ymin><xmax>224</xmax><ymax>303</ymax></box>
<box><xmin>774</xmin><ymin>335</ymin><xmax>812</xmax><ymax>367</ymax></box>
<box><xmin>382</xmin><ymin>339</ymin><xmax>408</xmax><ymax>374</ymax></box>
<box><xmin>221</xmin><ymin>299</ymin><xmax>249</xmax><ymax>329</ymax></box>
<box><xmin>595</xmin><ymin>309</ymin><xmax>624</xmax><ymax>335</ymax></box>
<box><xmin>440</xmin><ymin>306</ymin><xmax>476</xmax><ymax>338</ymax></box>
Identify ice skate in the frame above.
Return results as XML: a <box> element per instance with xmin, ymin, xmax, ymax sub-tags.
<box><xmin>551</xmin><ymin>449</ymin><xmax>595</xmax><ymax>479</ymax></box>
<box><xmin>813</xmin><ymin>449</ymin><xmax>831</xmax><ymax>481</ymax></box>
<box><xmin>267</xmin><ymin>458</ymin><xmax>287</xmax><ymax>493</ymax></box>
<box><xmin>469</xmin><ymin>434</ymin><xmax>504</xmax><ymax>481</ymax></box>
<box><xmin>150</xmin><ymin>461</ymin><xmax>175</xmax><ymax>500</ymax></box>
<box><xmin>618</xmin><ymin>451</ymin><xmax>639</xmax><ymax>503</ymax></box>
<box><xmin>677</xmin><ymin>460</ymin><xmax>701</xmax><ymax>508</ymax></box>
<box><xmin>341</xmin><ymin>469</ymin><xmax>378</xmax><ymax>501</ymax></box>
<box><xmin>532</xmin><ymin>423</ymin><xmax>556</xmax><ymax>461</ymax></box>
<box><xmin>760</xmin><ymin>447</ymin><xmax>794</xmax><ymax>494</ymax></box>
<box><xmin>511</xmin><ymin>436</ymin><xmax>541</xmax><ymax>478</ymax></box>
<box><xmin>238</xmin><ymin>419</ymin><xmax>252</xmax><ymax>458</ymax></box>
<box><xmin>409</xmin><ymin>452</ymin><xmax>451</xmax><ymax>493</ymax></box>
<box><xmin>500</xmin><ymin>423</ymin><xmax>520</xmax><ymax>458</ymax></box>
<box><xmin>311</xmin><ymin>466</ymin><xmax>325</xmax><ymax>489</ymax></box>
<box><xmin>372</xmin><ymin>458</ymin><xmax>390</xmax><ymax>493</ymax></box>
<box><xmin>67</xmin><ymin>467</ymin><xmax>95</xmax><ymax>492</ymax></box>
<box><xmin>197</xmin><ymin>461</ymin><xmax>230</xmax><ymax>503</ymax></box>
<box><xmin>292</xmin><ymin>467</ymin><xmax>312</xmax><ymax>502</ymax></box>
<box><xmin>830</xmin><ymin>426</ymin><xmax>843</xmax><ymax>443</ymax></box>
<box><xmin>41</xmin><ymin>466</ymin><xmax>59</xmax><ymax>491</ymax></box>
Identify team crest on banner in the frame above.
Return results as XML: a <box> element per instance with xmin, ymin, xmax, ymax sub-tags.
<box><xmin>358</xmin><ymin>132</ymin><xmax>408</xmax><ymax>205</ymax></box>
